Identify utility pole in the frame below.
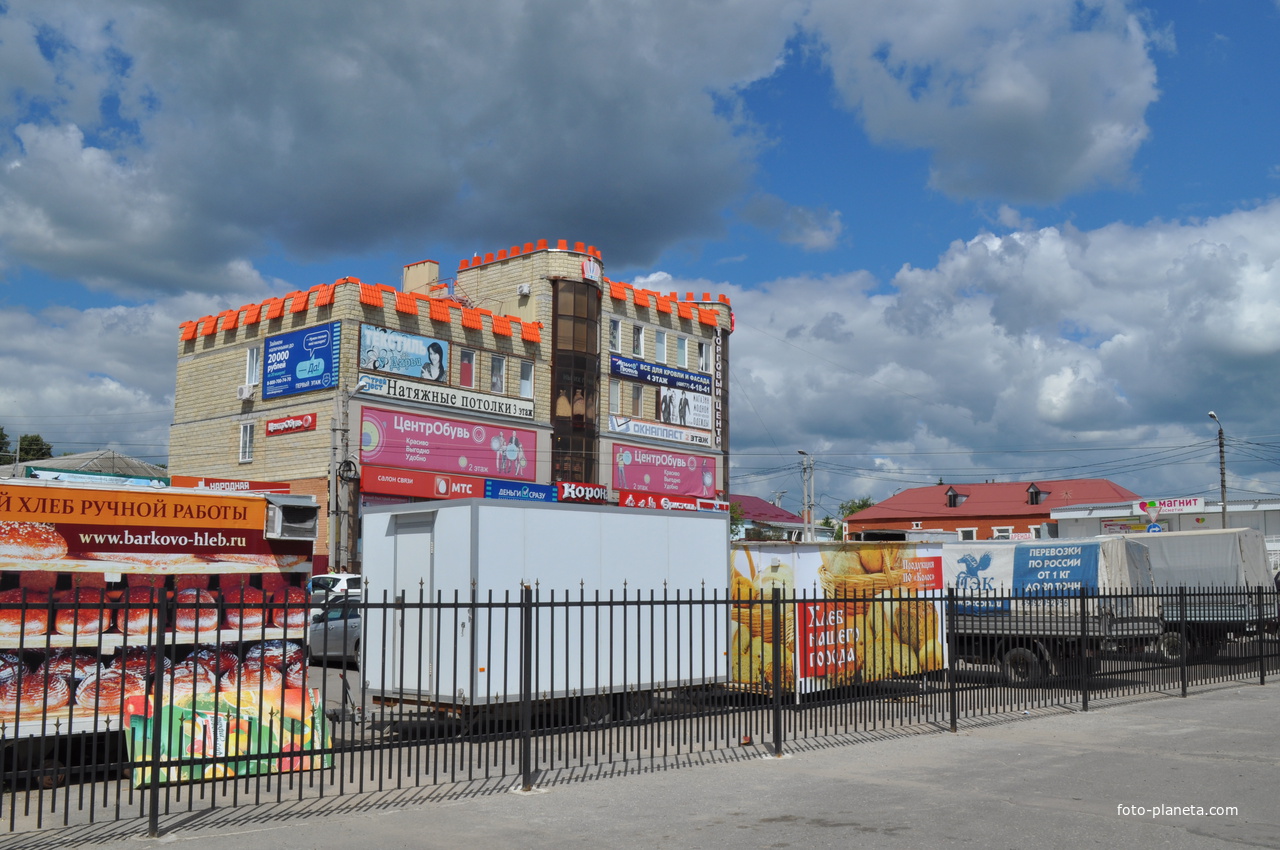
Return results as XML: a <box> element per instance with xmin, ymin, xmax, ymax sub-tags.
<box><xmin>797</xmin><ymin>451</ymin><xmax>814</xmax><ymax>543</ymax></box>
<box><xmin>1209</xmin><ymin>411</ymin><xmax>1227</xmax><ymax>529</ymax></box>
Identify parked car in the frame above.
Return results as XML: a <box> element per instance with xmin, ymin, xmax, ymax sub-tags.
<box><xmin>307</xmin><ymin>572</ymin><xmax>363</xmax><ymax>607</ymax></box>
<box><xmin>309</xmin><ymin>601</ymin><xmax>362</xmax><ymax>664</ymax></box>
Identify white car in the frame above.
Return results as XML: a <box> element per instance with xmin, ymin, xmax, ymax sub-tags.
<box><xmin>307</xmin><ymin>573</ymin><xmax>363</xmax><ymax>607</ymax></box>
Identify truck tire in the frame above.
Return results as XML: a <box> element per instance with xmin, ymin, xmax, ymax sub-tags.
<box><xmin>1156</xmin><ymin>631</ymin><xmax>1186</xmax><ymax>662</ymax></box>
<box><xmin>579</xmin><ymin>695</ymin><xmax>612</xmax><ymax>726</ymax></box>
<box><xmin>1001</xmin><ymin>647</ymin><xmax>1044</xmax><ymax>685</ymax></box>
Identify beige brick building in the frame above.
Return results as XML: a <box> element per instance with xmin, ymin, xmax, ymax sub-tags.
<box><xmin>171</xmin><ymin>238</ymin><xmax>732</xmax><ymax>572</ymax></box>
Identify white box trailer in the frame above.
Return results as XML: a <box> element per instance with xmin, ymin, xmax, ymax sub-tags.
<box><xmin>360</xmin><ymin>499</ymin><xmax>730</xmax><ymax>716</ymax></box>
<box><xmin>1106</xmin><ymin>528</ymin><xmax>1279</xmax><ymax>650</ymax></box>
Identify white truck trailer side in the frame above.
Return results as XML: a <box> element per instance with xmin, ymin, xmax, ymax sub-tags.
<box><xmin>360</xmin><ymin>499</ymin><xmax>729</xmax><ymax>718</ymax></box>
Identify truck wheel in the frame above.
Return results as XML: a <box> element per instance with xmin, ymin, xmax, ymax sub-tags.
<box><xmin>1156</xmin><ymin>632</ymin><xmax>1186</xmax><ymax>662</ymax></box>
<box><xmin>1001</xmin><ymin>647</ymin><xmax>1044</xmax><ymax>685</ymax></box>
<box><xmin>37</xmin><ymin>758</ymin><xmax>66</xmax><ymax>790</ymax></box>
<box><xmin>617</xmin><ymin>691</ymin><xmax>655</xmax><ymax>721</ymax></box>
<box><xmin>579</xmin><ymin>695</ymin><xmax>612</xmax><ymax>726</ymax></box>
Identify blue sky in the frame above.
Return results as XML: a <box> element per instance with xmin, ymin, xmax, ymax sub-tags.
<box><xmin>1</xmin><ymin>0</ymin><xmax>1279</xmax><ymax>522</ymax></box>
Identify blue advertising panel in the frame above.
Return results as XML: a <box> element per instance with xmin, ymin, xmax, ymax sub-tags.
<box><xmin>483</xmin><ymin>479</ymin><xmax>557</xmax><ymax>503</ymax></box>
<box><xmin>609</xmin><ymin>355</ymin><xmax>711</xmax><ymax>394</ymax></box>
<box><xmin>1012</xmin><ymin>543</ymin><xmax>1099</xmax><ymax>594</ymax></box>
<box><xmin>263</xmin><ymin>322</ymin><xmax>342</xmax><ymax>398</ymax></box>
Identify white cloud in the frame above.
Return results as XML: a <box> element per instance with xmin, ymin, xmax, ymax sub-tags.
<box><xmin>742</xmin><ymin>194</ymin><xmax>844</xmax><ymax>251</ymax></box>
<box><xmin>706</xmin><ymin>199</ymin><xmax>1280</xmax><ymax>502</ymax></box>
<box><xmin>805</xmin><ymin>0</ymin><xmax>1161</xmax><ymax>202</ymax></box>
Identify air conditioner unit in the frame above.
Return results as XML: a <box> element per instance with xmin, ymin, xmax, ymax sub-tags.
<box><xmin>236</xmin><ymin>384</ymin><xmax>254</xmax><ymax>401</ymax></box>
<box><xmin>516</xmin><ymin>283</ymin><xmax>532</xmax><ymax>296</ymax></box>
<box><xmin>263</xmin><ymin>494</ymin><xmax>320</xmax><ymax>541</ymax></box>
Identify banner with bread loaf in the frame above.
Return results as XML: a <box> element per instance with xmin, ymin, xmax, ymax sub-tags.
<box><xmin>730</xmin><ymin>542</ymin><xmax>945</xmax><ymax>694</ymax></box>
<box><xmin>0</xmin><ymin>483</ymin><xmax>312</xmax><ymax>572</ymax></box>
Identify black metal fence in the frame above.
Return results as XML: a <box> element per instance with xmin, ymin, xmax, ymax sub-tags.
<box><xmin>2</xmin><ymin>585</ymin><xmax>1278</xmax><ymax>836</ymax></box>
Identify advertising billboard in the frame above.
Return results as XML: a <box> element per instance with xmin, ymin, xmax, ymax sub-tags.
<box><xmin>359</xmin><ymin>373</ymin><xmax>534</xmax><ymax>419</ymax></box>
<box><xmin>656</xmin><ymin>387</ymin><xmax>711</xmax><ymax>430</ymax></box>
<box><xmin>360</xmin><ymin>407</ymin><xmax>537</xmax><ymax>482</ymax></box>
<box><xmin>611</xmin><ymin>444</ymin><xmax>718</xmax><ymax>497</ymax></box>
<box><xmin>609</xmin><ymin>355</ymin><xmax>711</xmax><ymax>394</ymax></box>
<box><xmin>729</xmin><ymin>542</ymin><xmax>945</xmax><ymax>694</ymax></box>
<box><xmin>263</xmin><ymin>323</ymin><xmax>341</xmax><ymax>399</ymax></box>
<box><xmin>359</xmin><ymin>324</ymin><xmax>450</xmax><ymax>383</ymax></box>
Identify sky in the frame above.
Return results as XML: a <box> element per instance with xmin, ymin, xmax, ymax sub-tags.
<box><xmin>2</xmin><ymin>0</ymin><xmax>1279</xmax><ymax>523</ymax></box>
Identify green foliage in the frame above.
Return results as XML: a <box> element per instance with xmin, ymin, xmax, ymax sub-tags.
<box><xmin>17</xmin><ymin>433</ymin><xmax>53</xmax><ymax>463</ymax></box>
<box><xmin>838</xmin><ymin>496</ymin><xmax>876</xmax><ymax>518</ymax></box>
<box><xmin>728</xmin><ymin>501</ymin><xmax>745</xmax><ymax>537</ymax></box>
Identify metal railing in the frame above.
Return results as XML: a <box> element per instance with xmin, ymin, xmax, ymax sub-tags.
<box><xmin>1</xmin><ymin>585</ymin><xmax>1277</xmax><ymax>836</ymax></box>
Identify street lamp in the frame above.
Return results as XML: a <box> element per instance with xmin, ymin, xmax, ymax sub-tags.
<box><xmin>1208</xmin><ymin>411</ymin><xmax>1227</xmax><ymax>529</ymax></box>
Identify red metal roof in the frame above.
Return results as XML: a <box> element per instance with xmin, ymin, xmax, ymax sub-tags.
<box><xmin>730</xmin><ymin>493</ymin><xmax>803</xmax><ymax>525</ymax></box>
<box><xmin>846</xmin><ymin>479</ymin><xmax>1140</xmax><ymax>522</ymax></box>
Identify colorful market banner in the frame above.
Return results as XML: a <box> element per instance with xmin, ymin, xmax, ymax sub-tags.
<box><xmin>360</xmin><ymin>407</ymin><xmax>537</xmax><ymax>482</ymax></box>
<box><xmin>123</xmin><ymin>689</ymin><xmax>331</xmax><ymax>787</ymax></box>
<box><xmin>729</xmin><ymin>542</ymin><xmax>945</xmax><ymax>695</ymax></box>
<box><xmin>611</xmin><ymin>444</ymin><xmax>718</xmax><ymax>497</ymax></box>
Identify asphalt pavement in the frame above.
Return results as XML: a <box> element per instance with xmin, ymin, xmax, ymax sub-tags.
<box><xmin>3</xmin><ymin>680</ymin><xmax>1277</xmax><ymax>849</ymax></box>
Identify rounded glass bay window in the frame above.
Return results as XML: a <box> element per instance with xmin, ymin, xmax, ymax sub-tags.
<box><xmin>551</xmin><ymin>279</ymin><xmax>601</xmax><ymax>483</ymax></box>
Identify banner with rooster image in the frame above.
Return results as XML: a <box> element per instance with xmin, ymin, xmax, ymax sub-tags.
<box><xmin>729</xmin><ymin>542</ymin><xmax>945</xmax><ymax>695</ymax></box>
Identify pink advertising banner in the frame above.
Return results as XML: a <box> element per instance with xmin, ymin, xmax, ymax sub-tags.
<box><xmin>360</xmin><ymin>407</ymin><xmax>536</xmax><ymax>482</ymax></box>
<box><xmin>611</xmin><ymin>443</ymin><xmax>718</xmax><ymax>497</ymax></box>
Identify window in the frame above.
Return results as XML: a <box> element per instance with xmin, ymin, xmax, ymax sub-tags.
<box><xmin>1026</xmin><ymin>484</ymin><xmax>1043</xmax><ymax>506</ymax></box>
<box><xmin>631</xmin><ymin>384</ymin><xmax>643</xmax><ymax>417</ymax></box>
<box><xmin>945</xmin><ymin>487</ymin><xmax>967</xmax><ymax>508</ymax></box>
<box><xmin>632</xmin><ymin>325</ymin><xmax>644</xmax><ymax>358</ymax></box>
<box><xmin>245</xmin><ymin>347</ymin><xmax>261</xmax><ymax>386</ymax></box>
<box><xmin>697</xmin><ymin>341</ymin><xmax>709</xmax><ymax>372</ymax></box>
<box><xmin>238</xmin><ymin>422</ymin><xmax>254</xmax><ymax>463</ymax></box>
<box><xmin>609</xmin><ymin>380</ymin><xmax>620</xmax><ymax>414</ymax></box>
<box><xmin>911</xmin><ymin>521</ymin><xmax>923</xmax><ymax>530</ymax></box>
<box><xmin>458</xmin><ymin>349</ymin><xmax>476</xmax><ymax>388</ymax></box>
<box><xmin>518</xmin><ymin>360</ymin><xmax>534</xmax><ymax>398</ymax></box>
<box><xmin>490</xmin><ymin>355</ymin><xmax>506</xmax><ymax>394</ymax></box>
<box><xmin>1028</xmin><ymin>526</ymin><xmax>1043</xmax><ymax>539</ymax></box>
<box><xmin>677</xmin><ymin>337</ymin><xmax>688</xmax><ymax>368</ymax></box>
<box><xmin>654</xmin><ymin>330</ymin><xmax>667</xmax><ymax>364</ymax></box>
<box><xmin>991</xmin><ymin>527</ymin><xmax>1013</xmax><ymax>540</ymax></box>
<box><xmin>958</xmin><ymin>528</ymin><xmax>977</xmax><ymax>541</ymax></box>
<box><xmin>609</xmin><ymin>319</ymin><xmax>621</xmax><ymax>352</ymax></box>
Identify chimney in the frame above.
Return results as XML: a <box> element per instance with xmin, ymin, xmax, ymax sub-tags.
<box><xmin>402</xmin><ymin>259</ymin><xmax>440</xmax><ymax>295</ymax></box>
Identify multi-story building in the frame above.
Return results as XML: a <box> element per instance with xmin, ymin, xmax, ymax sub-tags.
<box><xmin>170</xmin><ymin>238</ymin><xmax>732</xmax><ymax>571</ymax></box>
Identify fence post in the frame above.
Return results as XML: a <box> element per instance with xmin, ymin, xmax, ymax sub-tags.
<box><xmin>519</xmin><ymin>584</ymin><xmax>534</xmax><ymax>791</ymax></box>
<box><xmin>1257</xmin><ymin>586</ymin><xmax>1265</xmax><ymax>687</ymax></box>
<box><xmin>1079</xmin><ymin>585</ymin><xmax>1089</xmax><ymax>712</ymax></box>
<box><xmin>947</xmin><ymin>587</ymin><xmax>957</xmax><ymax>733</ymax></box>
<box><xmin>147</xmin><ymin>588</ymin><xmax>168</xmax><ymax>838</ymax></box>
<box><xmin>1179</xmin><ymin>586</ymin><xmax>1188</xmax><ymax>698</ymax></box>
<box><xmin>770</xmin><ymin>587</ymin><xmax>784</xmax><ymax>758</ymax></box>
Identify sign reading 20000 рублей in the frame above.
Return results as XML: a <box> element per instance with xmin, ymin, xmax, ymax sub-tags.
<box><xmin>263</xmin><ymin>322</ymin><xmax>341</xmax><ymax>398</ymax></box>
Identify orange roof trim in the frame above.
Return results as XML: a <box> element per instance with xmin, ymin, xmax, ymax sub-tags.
<box><xmin>286</xmin><ymin>290</ymin><xmax>309</xmax><ymax>313</ymax></box>
<box><xmin>461</xmin><ymin>307</ymin><xmax>483</xmax><ymax>330</ymax></box>
<box><xmin>676</xmin><ymin>302</ymin><xmax>694</xmax><ymax>320</ymax></box>
<box><xmin>492</xmin><ymin>316</ymin><xmax>513</xmax><ymax>337</ymax></box>
<box><xmin>394</xmin><ymin>291</ymin><xmax>419</xmax><ymax>315</ymax></box>
<box><xmin>428</xmin><ymin>299</ymin><xmax>453</xmax><ymax>323</ymax></box>
<box><xmin>520</xmin><ymin>322</ymin><xmax>542</xmax><ymax>343</ymax></box>
<box><xmin>697</xmin><ymin>307</ymin><xmax>719</xmax><ymax>327</ymax></box>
